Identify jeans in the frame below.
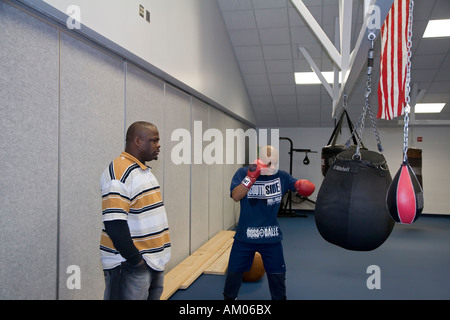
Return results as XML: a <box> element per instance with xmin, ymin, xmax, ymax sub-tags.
<box><xmin>103</xmin><ymin>261</ymin><xmax>164</xmax><ymax>300</ymax></box>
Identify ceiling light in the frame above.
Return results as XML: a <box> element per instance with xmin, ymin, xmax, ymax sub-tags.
<box><xmin>423</xmin><ymin>19</ymin><xmax>450</xmax><ymax>38</ymax></box>
<box><xmin>295</xmin><ymin>71</ymin><xmax>341</xmax><ymax>85</ymax></box>
<box><xmin>415</xmin><ymin>103</ymin><xmax>445</xmax><ymax>113</ymax></box>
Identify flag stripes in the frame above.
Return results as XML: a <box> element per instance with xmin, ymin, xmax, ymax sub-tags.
<box><xmin>377</xmin><ymin>0</ymin><xmax>410</xmax><ymax>120</ymax></box>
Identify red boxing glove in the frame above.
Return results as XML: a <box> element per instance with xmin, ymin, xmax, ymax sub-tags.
<box><xmin>295</xmin><ymin>179</ymin><xmax>315</xmax><ymax>197</ymax></box>
<box><xmin>241</xmin><ymin>160</ymin><xmax>267</xmax><ymax>189</ymax></box>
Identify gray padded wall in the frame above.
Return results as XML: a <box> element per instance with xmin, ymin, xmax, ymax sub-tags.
<box><xmin>190</xmin><ymin>98</ymin><xmax>211</xmax><ymax>252</ymax></box>
<box><xmin>208</xmin><ymin>107</ymin><xmax>225</xmax><ymax>238</ymax></box>
<box><xmin>222</xmin><ymin>116</ymin><xmax>244</xmax><ymax>231</ymax></box>
<box><xmin>58</xmin><ymin>32</ymin><xmax>125</xmax><ymax>299</ymax></box>
<box><xmin>0</xmin><ymin>2</ymin><xmax>59</xmax><ymax>300</ymax></box>
<box><xmin>125</xmin><ymin>63</ymin><xmax>166</xmax><ymax>184</ymax></box>
<box><xmin>0</xmin><ymin>0</ymin><xmax>251</xmax><ymax>299</ymax></box>
<box><xmin>163</xmin><ymin>85</ymin><xmax>192</xmax><ymax>270</ymax></box>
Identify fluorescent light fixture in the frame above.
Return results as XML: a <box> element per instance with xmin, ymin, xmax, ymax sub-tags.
<box><xmin>295</xmin><ymin>71</ymin><xmax>341</xmax><ymax>85</ymax></box>
<box><xmin>415</xmin><ymin>103</ymin><xmax>445</xmax><ymax>113</ymax></box>
<box><xmin>423</xmin><ymin>19</ymin><xmax>450</xmax><ymax>38</ymax></box>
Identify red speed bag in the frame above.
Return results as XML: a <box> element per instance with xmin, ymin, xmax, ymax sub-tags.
<box><xmin>386</xmin><ymin>163</ymin><xmax>424</xmax><ymax>224</ymax></box>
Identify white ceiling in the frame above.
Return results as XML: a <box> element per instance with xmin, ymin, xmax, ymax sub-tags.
<box><xmin>217</xmin><ymin>0</ymin><xmax>450</xmax><ymax>128</ymax></box>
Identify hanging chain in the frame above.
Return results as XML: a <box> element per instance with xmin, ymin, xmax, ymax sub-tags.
<box><xmin>346</xmin><ymin>32</ymin><xmax>383</xmax><ymax>158</ymax></box>
<box><xmin>403</xmin><ymin>0</ymin><xmax>414</xmax><ymax>164</ymax></box>
<box><xmin>346</xmin><ymin>1</ymin><xmax>414</xmax><ymax>161</ymax></box>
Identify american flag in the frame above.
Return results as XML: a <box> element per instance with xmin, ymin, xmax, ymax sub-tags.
<box><xmin>377</xmin><ymin>0</ymin><xmax>411</xmax><ymax>120</ymax></box>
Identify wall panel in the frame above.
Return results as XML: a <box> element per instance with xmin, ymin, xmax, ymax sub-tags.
<box><xmin>222</xmin><ymin>116</ymin><xmax>245</xmax><ymax>230</ymax></box>
<box><xmin>125</xmin><ymin>63</ymin><xmax>166</xmax><ymax>184</ymax></box>
<box><xmin>0</xmin><ymin>2</ymin><xmax>59</xmax><ymax>300</ymax></box>
<box><xmin>163</xmin><ymin>85</ymin><xmax>191</xmax><ymax>269</ymax></box>
<box><xmin>23</xmin><ymin>0</ymin><xmax>256</xmax><ymax>125</ymax></box>
<box><xmin>0</xmin><ymin>0</ymin><xmax>252</xmax><ymax>300</ymax></box>
<box><xmin>208</xmin><ymin>107</ymin><xmax>225</xmax><ymax>237</ymax></box>
<box><xmin>58</xmin><ymin>32</ymin><xmax>125</xmax><ymax>299</ymax></box>
<box><xmin>190</xmin><ymin>98</ymin><xmax>210</xmax><ymax>252</ymax></box>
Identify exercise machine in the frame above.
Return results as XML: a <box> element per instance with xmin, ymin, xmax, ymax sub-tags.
<box><xmin>278</xmin><ymin>137</ymin><xmax>316</xmax><ymax>218</ymax></box>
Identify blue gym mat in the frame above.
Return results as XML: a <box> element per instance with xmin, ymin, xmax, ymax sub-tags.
<box><xmin>170</xmin><ymin>213</ymin><xmax>450</xmax><ymax>300</ymax></box>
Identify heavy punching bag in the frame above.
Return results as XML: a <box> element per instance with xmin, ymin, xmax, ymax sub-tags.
<box><xmin>321</xmin><ymin>104</ymin><xmax>362</xmax><ymax>177</ymax></box>
<box><xmin>315</xmin><ymin>149</ymin><xmax>395</xmax><ymax>251</ymax></box>
<box><xmin>315</xmin><ymin>33</ymin><xmax>395</xmax><ymax>251</ymax></box>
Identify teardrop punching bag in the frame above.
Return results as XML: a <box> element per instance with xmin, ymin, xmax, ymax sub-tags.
<box><xmin>386</xmin><ymin>161</ymin><xmax>423</xmax><ymax>224</ymax></box>
<box><xmin>384</xmin><ymin>0</ymin><xmax>423</xmax><ymax>225</ymax></box>
<box><xmin>315</xmin><ymin>150</ymin><xmax>395</xmax><ymax>251</ymax></box>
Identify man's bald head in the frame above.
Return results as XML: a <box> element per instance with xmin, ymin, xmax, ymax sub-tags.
<box><xmin>125</xmin><ymin>121</ymin><xmax>160</xmax><ymax>163</ymax></box>
<box><xmin>126</xmin><ymin>121</ymin><xmax>157</xmax><ymax>144</ymax></box>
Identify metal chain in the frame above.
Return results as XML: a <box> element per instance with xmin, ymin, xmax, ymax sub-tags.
<box><xmin>403</xmin><ymin>0</ymin><xmax>414</xmax><ymax>164</ymax></box>
<box><xmin>346</xmin><ymin>32</ymin><xmax>383</xmax><ymax>158</ymax></box>
<box><xmin>347</xmin><ymin>1</ymin><xmax>414</xmax><ymax>161</ymax></box>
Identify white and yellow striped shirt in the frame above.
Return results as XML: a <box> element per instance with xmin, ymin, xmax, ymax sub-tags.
<box><xmin>100</xmin><ymin>152</ymin><xmax>171</xmax><ymax>271</ymax></box>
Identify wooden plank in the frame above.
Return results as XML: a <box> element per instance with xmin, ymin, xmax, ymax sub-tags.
<box><xmin>160</xmin><ymin>230</ymin><xmax>235</xmax><ymax>300</ymax></box>
<box><xmin>203</xmin><ymin>240</ymin><xmax>233</xmax><ymax>275</ymax></box>
<box><xmin>161</xmin><ymin>256</ymin><xmax>197</xmax><ymax>300</ymax></box>
<box><xmin>180</xmin><ymin>236</ymin><xmax>234</xmax><ymax>289</ymax></box>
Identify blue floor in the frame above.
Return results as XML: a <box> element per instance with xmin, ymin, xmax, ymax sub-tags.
<box><xmin>170</xmin><ymin>214</ymin><xmax>450</xmax><ymax>300</ymax></box>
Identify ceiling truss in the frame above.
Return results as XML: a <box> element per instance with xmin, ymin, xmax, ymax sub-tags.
<box><xmin>290</xmin><ymin>0</ymin><xmax>395</xmax><ymax>117</ymax></box>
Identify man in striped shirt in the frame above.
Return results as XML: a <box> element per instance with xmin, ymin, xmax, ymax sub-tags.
<box><xmin>100</xmin><ymin>121</ymin><xmax>171</xmax><ymax>300</ymax></box>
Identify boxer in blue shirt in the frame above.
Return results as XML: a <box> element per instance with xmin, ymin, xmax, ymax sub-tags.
<box><xmin>223</xmin><ymin>146</ymin><xmax>315</xmax><ymax>300</ymax></box>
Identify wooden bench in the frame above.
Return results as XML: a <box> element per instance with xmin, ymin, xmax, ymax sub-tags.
<box><xmin>161</xmin><ymin>230</ymin><xmax>235</xmax><ymax>300</ymax></box>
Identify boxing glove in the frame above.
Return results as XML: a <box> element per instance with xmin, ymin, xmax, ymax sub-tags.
<box><xmin>295</xmin><ymin>179</ymin><xmax>315</xmax><ymax>197</ymax></box>
<box><xmin>241</xmin><ymin>160</ymin><xmax>267</xmax><ymax>189</ymax></box>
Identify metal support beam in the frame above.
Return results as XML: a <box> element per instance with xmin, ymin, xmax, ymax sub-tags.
<box><xmin>290</xmin><ymin>0</ymin><xmax>395</xmax><ymax>118</ymax></box>
<box><xmin>331</xmin><ymin>0</ymin><xmax>395</xmax><ymax>117</ymax></box>
<box><xmin>298</xmin><ymin>47</ymin><xmax>333</xmax><ymax>97</ymax></box>
<box><xmin>292</xmin><ymin>0</ymin><xmax>353</xmax><ymax>107</ymax></box>
<box><xmin>339</xmin><ymin>0</ymin><xmax>353</xmax><ymax>84</ymax></box>
<box><xmin>290</xmin><ymin>0</ymin><xmax>342</xmax><ymax>69</ymax></box>
<box><xmin>333</xmin><ymin>17</ymin><xmax>341</xmax><ymax>108</ymax></box>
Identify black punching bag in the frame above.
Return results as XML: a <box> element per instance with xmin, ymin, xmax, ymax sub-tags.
<box><xmin>321</xmin><ymin>108</ymin><xmax>360</xmax><ymax>177</ymax></box>
<box><xmin>315</xmin><ymin>149</ymin><xmax>395</xmax><ymax>251</ymax></box>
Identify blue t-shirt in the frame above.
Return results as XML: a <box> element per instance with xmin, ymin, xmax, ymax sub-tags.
<box><xmin>230</xmin><ymin>167</ymin><xmax>297</xmax><ymax>244</ymax></box>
